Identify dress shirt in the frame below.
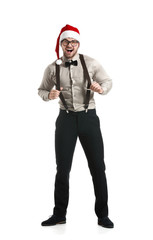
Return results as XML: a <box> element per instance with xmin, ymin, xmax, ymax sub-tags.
<box><xmin>38</xmin><ymin>53</ymin><xmax>112</xmax><ymax>112</ymax></box>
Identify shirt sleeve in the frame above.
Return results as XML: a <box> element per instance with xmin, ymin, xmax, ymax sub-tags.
<box><xmin>92</xmin><ymin>59</ymin><xmax>112</xmax><ymax>95</ymax></box>
<box><xmin>38</xmin><ymin>65</ymin><xmax>55</xmax><ymax>101</ymax></box>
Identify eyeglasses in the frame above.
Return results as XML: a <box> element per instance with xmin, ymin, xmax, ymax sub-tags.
<box><xmin>61</xmin><ymin>39</ymin><xmax>79</xmax><ymax>47</ymax></box>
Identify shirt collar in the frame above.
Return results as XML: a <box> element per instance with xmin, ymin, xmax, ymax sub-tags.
<box><xmin>62</xmin><ymin>53</ymin><xmax>80</xmax><ymax>63</ymax></box>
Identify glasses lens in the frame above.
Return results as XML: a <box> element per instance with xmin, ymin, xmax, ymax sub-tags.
<box><xmin>71</xmin><ymin>40</ymin><xmax>79</xmax><ymax>46</ymax></box>
<box><xmin>62</xmin><ymin>40</ymin><xmax>69</xmax><ymax>46</ymax></box>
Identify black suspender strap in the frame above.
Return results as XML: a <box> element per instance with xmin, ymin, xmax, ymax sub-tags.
<box><xmin>79</xmin><ymin>54</ymin><xmax>91</xmax><ymax>112</ymax></box>
<box><xmin>55</xmin><ymin>64</ymin><xmax>69</xmax><ymax>113</ymax></box>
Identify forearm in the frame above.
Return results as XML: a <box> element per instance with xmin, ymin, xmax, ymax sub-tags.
<box><xmin>99</xmin><ymin>78</ymin><xmax>112</xmax><ymax>95</ymax></box>
<box><xmin>38</xmin><ymin>65</ymin><xmax>55</xmax><ymax>101</ymax></box>
<box><xmin>38</xmin><ymin>89</ymin><xmax>50</xmax><ymax>101</ymax></box>
<box><xmin>92</xmin><ymin>59</ymin><xmax>112</xmax><ymax>95</ymax></box>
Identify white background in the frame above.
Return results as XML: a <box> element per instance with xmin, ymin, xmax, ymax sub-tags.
<box><xmin>0</xmin><ymin>0</ymin><xmax>153</xmax><ymax>239</ymax></box>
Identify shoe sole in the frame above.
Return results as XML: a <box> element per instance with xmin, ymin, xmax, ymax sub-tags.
<box><xmin>98</xmin><ymin>223</ymin><xmax>114</xmax><ymax>228</ymax></box>
<box><xmin>41</xmin><ymin>221</ymin><xmax>66</xmax><ymax>226</ymax></box>
<box><xmin>57</xmin><ymin>221</ymin><xmax>66</xmax><ymax>225</ymax></box>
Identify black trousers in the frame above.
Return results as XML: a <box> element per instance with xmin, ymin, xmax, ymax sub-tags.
<box><xmin>53</xmin><ymin>108</ymin><xmax>108</xmax><ymax>218</ymax></box>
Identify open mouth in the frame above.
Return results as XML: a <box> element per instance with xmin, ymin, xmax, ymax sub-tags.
<box><xmin>66</xmin><ymin>49</ymin><xmax>73</xmax><ymax>53</ymax></box>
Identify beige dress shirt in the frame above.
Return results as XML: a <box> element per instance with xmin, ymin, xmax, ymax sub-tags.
<box><xmin>38</xmin><ymin>53</ymin><xmax>112</xmax><ymax>112</ymax></box>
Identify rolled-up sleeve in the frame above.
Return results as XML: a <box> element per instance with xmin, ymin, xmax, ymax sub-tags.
<box><xmin>38</xmin><ymin>65</ymin><xmax>55</xmax><ymax>101</ymax></box>
<box><xmin>92</xmin><ymin>60</ymin><xmax>112</xmax><ymax>95</ymax></box>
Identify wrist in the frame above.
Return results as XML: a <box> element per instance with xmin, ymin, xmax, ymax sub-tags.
<box><xmin>48</xmin><ymin>93</ymin><xmax>52</xmax><ymax>100</ymax></box>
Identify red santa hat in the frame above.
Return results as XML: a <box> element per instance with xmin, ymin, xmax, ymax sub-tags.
<box><xmin>55</xmin><ymin>24</ymin><xmax>80</xmax><ymax>65</ymax></box>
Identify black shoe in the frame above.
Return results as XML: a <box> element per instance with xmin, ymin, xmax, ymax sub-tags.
<box><xmin>98</xmin><ymin>217</ymin><xmax>114</xmax><ymax>228</ymax></box>
<box><xmin>41</xmin><ymin>215</ymin><xmax>66</xmax><ymax>226</ymax></box>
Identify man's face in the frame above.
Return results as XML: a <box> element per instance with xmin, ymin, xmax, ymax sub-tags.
<box><xmin>61</xmin><ymin>37</ymin><xmax>80</xmax><ymax>59</ymax></box>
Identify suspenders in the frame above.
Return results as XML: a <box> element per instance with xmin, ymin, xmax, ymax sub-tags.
<box><xmin>56</xmin><ymin>64</ymin><xmax>69</xmax><ymax>113</ymax></box>
<box><xmin>55</xmin><ymin>54</ymin><xmax>91</xmax><ymax>113</ymax></box>
<box><xmin>79</xmin><ymin>54</ymin><xmax>92</xmax><ymax>112</ymax></box>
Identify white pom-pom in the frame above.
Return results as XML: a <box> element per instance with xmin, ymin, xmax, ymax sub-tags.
<box><xmin>56</xmin><ymin>59</ymin><xmax>62</xmax><ymax>65</ymax></box>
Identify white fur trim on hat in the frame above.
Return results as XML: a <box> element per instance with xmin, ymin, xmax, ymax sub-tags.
<box><xmin>59</xmin><ymin>30</ymin><xmax>80</xmax><ymax>44</ymax></box>
<box><xmin>56</xmin><ymin>59</ymin><xmax>62</xmax><ymax>65</ymax></box>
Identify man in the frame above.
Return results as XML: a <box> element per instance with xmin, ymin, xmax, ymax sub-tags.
<box><xmin>38</xmin><ymin>24</ymin><xmax>114</xmax><ymax>228</ymax></box>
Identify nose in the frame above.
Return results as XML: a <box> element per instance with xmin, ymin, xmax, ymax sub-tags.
<box><xmin>67</xmin><ymin>42</ymin><xmax>73</xmax><ymax>47</ymax></box>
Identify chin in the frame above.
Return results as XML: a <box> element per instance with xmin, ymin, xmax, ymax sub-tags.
<box><xmin>65</xmin><ymin>52</ymin><xmax>77</xmax><ymax>59</ymax></box>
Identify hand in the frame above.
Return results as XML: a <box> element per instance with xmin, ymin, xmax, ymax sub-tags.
<box><xmin>90</xmin><ymin>81</ymin><xmax>103</xmax><ymax>93</ymax></box>
<box><xmin>48</xmin><ymin>87</ymin><xmax>63</xmax><ymax>100</ymax></box>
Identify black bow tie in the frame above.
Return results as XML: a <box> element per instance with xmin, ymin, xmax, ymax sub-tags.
<box><xmin>65</xmin><ymin>60</ymin><xmax>78</xmax><ymax>67</ymax></box>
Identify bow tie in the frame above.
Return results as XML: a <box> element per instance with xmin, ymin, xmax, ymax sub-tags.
<box><xmin>65</xmin><ymin>60</ymin><xmax>78</xmax><ymax>67</ymax></box>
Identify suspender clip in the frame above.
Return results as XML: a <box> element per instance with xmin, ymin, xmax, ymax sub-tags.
<box><xmin>66</xmin><ymin>110</ymin><xmax>69</xmax><ymax>113</ymax></box>
<box><xmin>85</xmin><ymin>108</ymin><xmax>88</xmax><ymax>113</ymax></box>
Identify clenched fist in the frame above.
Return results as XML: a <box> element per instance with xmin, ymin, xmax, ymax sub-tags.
<box><xmin>48</xmin><ymin>87</ymin><xmax>63</xmax><ymax>100</ymax></box>
<box><xmin>90</xmin><ymin>81</ymin><xmax>103</xmax><ymax>93</ymax></box>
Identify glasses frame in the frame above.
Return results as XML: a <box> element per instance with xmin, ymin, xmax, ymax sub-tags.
<box><xmin>61</xmin><ymin>39</ymin><xmax>79</xmax><ymax>47</ymax></box>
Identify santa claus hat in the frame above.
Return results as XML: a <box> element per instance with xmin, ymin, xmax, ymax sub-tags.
<box><xmin>55</xmin><ymin>24</ymin><xmax>80</xmax><ymax>65</ymax></box>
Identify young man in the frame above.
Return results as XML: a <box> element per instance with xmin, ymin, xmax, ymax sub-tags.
<box><xmin>38</xmin><ymin>24</ymin><xmax>114</xmax><ymax>228</ymax></box>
